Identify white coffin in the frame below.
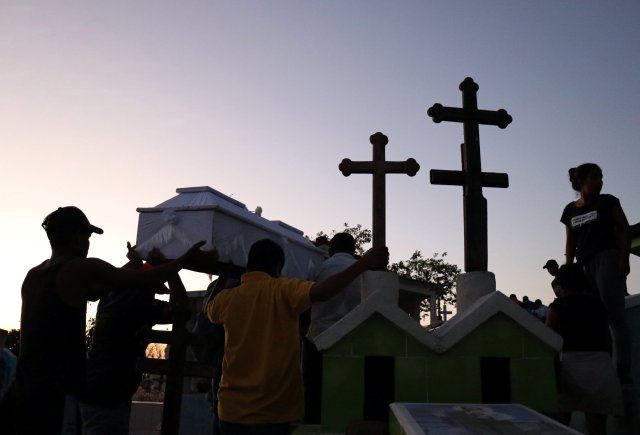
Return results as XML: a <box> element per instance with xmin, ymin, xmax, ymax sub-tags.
<box><xmin>135</xmin><ymin>186</ymin><xmax>326</xmax><ymax>279</ymax></box>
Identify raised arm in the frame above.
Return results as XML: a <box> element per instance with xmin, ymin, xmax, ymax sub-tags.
<box><xmin>146</xmin><ymin>246</ymin><xmax>189</xmax><ymax>307</ymax></box>
<box><xmin>123</xmin><ymin>241</ymin><xmax>144</xmax><ymax>269</ymax></box>
<box><xmin>146</xmin><ymin>272</ymin><xmax>190</xmax><ymax>325</ymax></box>
<box><xmin>309</xmin><ymin>246</ymin><xmax>389</xmax><ymax>303</ymax></box>
<box><xmin>167</xmin><ymin>272</ymin><xmax>188</xmax><ymax>308</ymax></box>
<box><xmin>57</xmin><ymin>241</ymin><xmax>207</xmax><ymax>306</ymax></box>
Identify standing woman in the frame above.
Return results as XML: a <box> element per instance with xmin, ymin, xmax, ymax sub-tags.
<box><xmin>561</xmin><ymin>163</ymin><xmax>632</xmax><ymax>383</ymax></box>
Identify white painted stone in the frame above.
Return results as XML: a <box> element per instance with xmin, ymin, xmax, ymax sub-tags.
<box><xmin>313</xmin><ymin>291</ymin><xmax>439</xmax><ymax>352</ymax></box>
<box><xmin>455</xmin><ymin>271</ymin><xmax>496</xmax><ymax>313</ymax></box>
<box><xmin>360</xmin><ymin>270</ymin><xmax>399</xmax><ymax>304</ymax></box>
<box><xmin>625</xmin><ymin>293</ymin><xmax>640</xmax><ymax>309</ymax></box>
<box><xmin>435</xmin><ymin>291</ymin><xmax>562</xmax><ymax>352</ymax></box>
<box><xmin>314</xmin><ymin>271</ymin><xmax>562</xmax><ymax>356</ymax></box>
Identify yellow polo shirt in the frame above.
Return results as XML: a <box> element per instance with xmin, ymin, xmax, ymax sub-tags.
<box><xmin>207</xmin><ymin>271</ymin><xmax>313</xmax><ymax>424</ymax></box>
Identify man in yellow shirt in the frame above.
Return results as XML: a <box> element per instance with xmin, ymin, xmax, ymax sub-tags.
<box><xmin>207</xmin><ymin>238</ymin><xmax>388</xmax><ymax>435</ymax></box>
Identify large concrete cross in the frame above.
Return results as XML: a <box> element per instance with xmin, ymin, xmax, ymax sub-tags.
<box><xmin>427</xmin><ymin>77</ymin><xmax>512</xmax><ymax>272</ymax></box>
<box><xmin>339</xmin><ymin>132</ymin><xmax>420</xmax><ymax>249</ymax></box>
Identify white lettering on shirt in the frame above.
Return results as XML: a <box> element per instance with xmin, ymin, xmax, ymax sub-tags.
<box><xmin>571</xmin><ymin>210</ymin><xmax>597</xmax><ymax>228</ymax></box>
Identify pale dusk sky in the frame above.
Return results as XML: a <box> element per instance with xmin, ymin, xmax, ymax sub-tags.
<box><xmin>1</xmin><ymin>1</ymin><xmax>639</xmax><ymax>329</ymax></box>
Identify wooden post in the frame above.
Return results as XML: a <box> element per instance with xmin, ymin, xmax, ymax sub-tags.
<box><xmin>136</xmin><ymin>318</ymin><xmax>217</xmax><ymax>435</ymax></box>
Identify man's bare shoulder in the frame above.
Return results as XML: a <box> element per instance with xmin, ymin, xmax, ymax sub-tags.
<box><xmin>56</xmin><ymin>257</ymin><xmax>116</xmax><ymax>286</ymax></box>
<box><xmin>27</xmin><ymin>259</ymin><xmax>49</xmax><ymax>272</ymax></box>
<box><xmin>59</xmin><ymin>256</ymin><xmax>111</xmax><ymax>270</ymax></box>
<box><xmin>22</xmin><ymin>260</ymin><xmax>50</xmax><ymax>283</ymax></box>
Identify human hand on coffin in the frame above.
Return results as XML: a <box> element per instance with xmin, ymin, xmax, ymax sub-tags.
<box><xmin>361</xmin><ymin>246</ymin><xmax>390</xmax><ymax>270</ymax></box>
<box><xmin>143</xmin><ymin>248</ymin><xmax>173</xmax><ymax>294</ymax></box>
<box><xmin>139</xmin><ymin>248</ymin><xmax>179</xmax><ymax>295</ymax></box>
<box><xmin>146</xmin><ymin>247</ymin><xmax>170</xmax><ymax>266</ymax></box>
<box><xmin>123</xmin><ymin>241</ymin><xmax>144</xmax><ymax>269</ymax></box>
<box><xmin>176</xmin><ymin>241</ymin><xmax>220</xmax><ymax>274</ymax></box>
<box><xmin>124</xmin><ymin>243</ymin><xmax>170</xmax><ymax>294</ymax></box>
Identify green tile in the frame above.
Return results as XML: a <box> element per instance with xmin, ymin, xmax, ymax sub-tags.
<box><xmin>324</xmin><ymin>337</ymin><xmax>353</xmax><ymax>356</ymax></box>
<box><xmin>522</xmin><ymin>330</ymin><xmax>557</xmax><ymax>358</ymax></box>
<box><xmin>321</xmin><ymin>355</ymin><xmax>364</xmax><ymax>433</ymax></box>
<box><xmin>395</xmin><ymin>357</ymin><xmax>429</xmax><ymax>402</ymax></box>
<box><xmin>427</xmin><ymin>356</ymin><xmax>481</xmax><ymax>403</ymax></box>
<box><xmin>511</xmin><ymin>358</ymin><xmax>558</xmax><ymax>412</ymax></box>
<box><xmin>389</xmin><ymin>411</ymin><xmax>406</xmax><ymax>435</ymax></box>
<box><xmin>406</xmin><ymin>334</ymin><xmax>437</xmax><ymax>357</ymax></box>
<box><xmin>446</xmin><ymin>314</ymin><xmax>523</xmax><ymax>358</ymax></box>
<box><xmin>351</xmin><ymin>314</ymin><xmax>408</xmax><ymax>356</ymax></box>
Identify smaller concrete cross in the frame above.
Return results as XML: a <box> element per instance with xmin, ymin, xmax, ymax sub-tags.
<box><xmin>339</xmin><ymin>132</ymin><xmax>420</xmax><ymax>249</ymax></box>
<box><xmin>440</xmin><ymin>304</ymin><xmax>453</xmax><ymax>321</ymax></box>
<box><xmin>427</xmin><ymin>77</ymin><xmax>511</xmax><ymax>272</ymax></box>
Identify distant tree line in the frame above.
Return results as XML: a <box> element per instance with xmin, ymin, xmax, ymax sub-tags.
<box><xmin>4</xmin><ymin>329</ymin><xmax>19</xmax><ymax>355</ymax></box>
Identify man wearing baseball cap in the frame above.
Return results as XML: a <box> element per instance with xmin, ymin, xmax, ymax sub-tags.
<box><xmin>543</xmin><ymin>259</ymin><xmax>559</xmax><ymax>275</ymax></box>
<box><xmin>43</xmin><ymin>206</ymin><xmax>104</xmax><ymax>237</ymax></box>
<box><xmin>7</xmin><ymin>206</ymin><xmax>213</xmax><ymax>434</ymax></box>
<box><xmin>543</xmin><ymin>259</ymin><xmax>561</xmax><ymax>295</ymax></box>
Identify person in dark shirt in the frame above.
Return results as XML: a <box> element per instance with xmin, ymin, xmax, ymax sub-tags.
<box><xmin>561</xmin><ymin>163</ymin><xmax>632</xmax><ymax>383</ymax></box>
<box><xmin>543</xmin><ymin>259</ymin><xmax>561</xmax><ymax>296</ymax></box>
<box><xmin>521</xmin><ymin>296</ymin><xmax>535</xmax><ymax>312</ymax></box>
<box><xmin>4</xmin><ymin>206</ymin><xmax>213</xmax><ymax>435</ymax></box>
<box><xmin>546</xmin><ymin>263</ymin><xmax>622</xmax><ymax>435</ymax></box>
<box><xmin>80</xmin><ymin>245</ymin><xmax>187</xmax><ymax>435</ymax></box>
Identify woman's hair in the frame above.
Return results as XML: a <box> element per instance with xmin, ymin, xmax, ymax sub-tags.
<box><xmin>568</xmin><ymin>163</ymin><xmax>601</xmax><ymax>191</ymax></box>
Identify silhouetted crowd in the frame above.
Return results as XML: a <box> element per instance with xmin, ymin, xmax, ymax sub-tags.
<box><xmin>509</xmin><ymin>294</ymin><xmax>548</xmax><ymax>322</ymax></box>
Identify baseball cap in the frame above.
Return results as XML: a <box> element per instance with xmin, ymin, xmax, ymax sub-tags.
<box><xmin>42</xmin><ymin>206</ymin><xmax>104</xmax><ymax>241</ymax></box>
<box><xmin>542</xmin><ymin>259</ymin><xmax>558</xmax><ymax>269</ymax></box>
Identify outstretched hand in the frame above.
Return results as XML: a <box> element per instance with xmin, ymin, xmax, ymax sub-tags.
<box><xmin>183</xmin><ymin>241</ymin><xmax>207</xmax><ymax>258</ymax></box>
<box><xmin>180</xmin><ymin>241</ymin><xmax>220</xmax><ymax>273</ymax></box>
<box><xmin>361</xmin><ymin>246</ymin><xmax>390</xmax><ymax>270</ymax></box>
<box><xmin>147</xmin><ymin>247</ymin><xmax>169</xmax><ymax>266</ymax></box>
<box><xmin>126</xmin><ymin>241</ymin><xmax>142</xmax><ymax>263</ymax></box>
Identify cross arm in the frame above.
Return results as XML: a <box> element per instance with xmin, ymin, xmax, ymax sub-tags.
<box><xmin>427</xmin><ymin>104</ymin><xmax>513</xmax><ymax>129</ymax></box>
<box><xmin>339</xmin><ymin>159</ymin><xmax>371</xmax><ymax>176</ymax></box>
<box><xmin>386</xmin><ymin>158</ymin><xmax>420</xmax><ymax>176</ymax></box>
<box><xmin>430</xmin><ymin>169</ymin><xmax>509</xmax><ymax>188</ymax></box>
<box><xmin>430</xmin><ymin>169</ymin><xmax>464</xmax><ymax>186</ymax></box>
<box><xmin>483</xmin><ymin>172</ymin><xmax>509</xmax><ymax>188</ymax></box>
<box><xmin>339</xmin><ymin>158</ymin><xmax>420</xmax><ymax>176</ymax></box>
